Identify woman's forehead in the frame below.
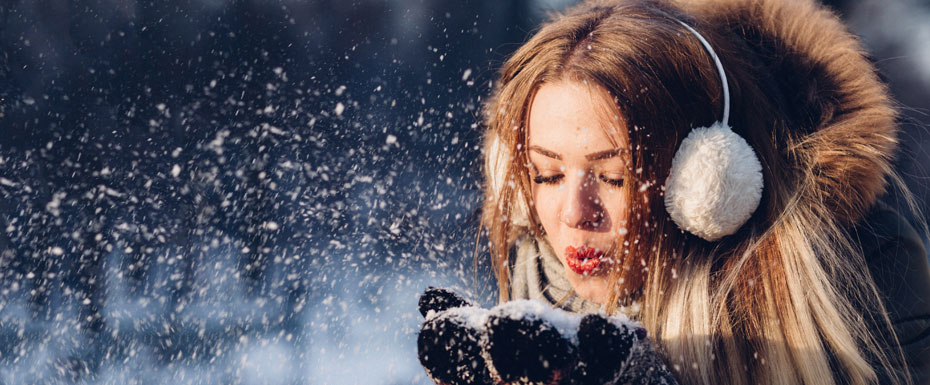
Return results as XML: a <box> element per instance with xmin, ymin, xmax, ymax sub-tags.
<box><xmin>527</xmin><ymin>80</ymin><xmax>628</xmax><ymax>152</ymax></box>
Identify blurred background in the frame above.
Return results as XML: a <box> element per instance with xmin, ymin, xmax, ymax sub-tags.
<box><xmin>0</xmin><ymin>0</ymin><xmax>927</xmax><ymax>384</ymax></box>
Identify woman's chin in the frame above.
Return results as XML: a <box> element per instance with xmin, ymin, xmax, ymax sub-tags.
<box><xmin>566</xmin><ymin>265</ymin><xmax>610</xmax><ymax>279</ymax></box>
<box><xmin>564</xmin><ymin>269</ymin><xmax>610</xmax><ymax>304</ymax></box>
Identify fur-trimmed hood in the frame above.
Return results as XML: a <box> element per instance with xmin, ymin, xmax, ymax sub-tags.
<box><xmin>675</xmin><ymin>0</ymin><xmax>899</xmax><ymax>227</ymax></box>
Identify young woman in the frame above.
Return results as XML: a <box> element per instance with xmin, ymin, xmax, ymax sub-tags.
<box><xmin>418</xmin><ymin>0</ymin><xmax>930</xmax><ymax>384</ymax></box>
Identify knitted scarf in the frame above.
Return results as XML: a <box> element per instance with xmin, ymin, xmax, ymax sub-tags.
<box><xmin>510</xmin><ymin>235</ymin><xmax>605</xmax><ymax>313</ymax></box>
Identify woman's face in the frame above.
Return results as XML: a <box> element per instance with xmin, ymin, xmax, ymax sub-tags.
<box><xmin>527</xmin><ymin>80</ymin><xmax>630</xmax><ymax>304</ymax></box>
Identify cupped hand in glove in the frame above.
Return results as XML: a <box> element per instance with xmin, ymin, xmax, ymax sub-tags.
<box><xmin>417</xmin><ymin>287</ymin><xmax>495</xmax><ymax>385</ymax></box>
<box><xmin>416</xmin><ymin>287</ymin><xmax>677</xmax><ymax>385</ymax></box>
<box><xmin>483</xmin><ymin>300</ymin><xmax>580</xmax><ymax>383</ymax></box>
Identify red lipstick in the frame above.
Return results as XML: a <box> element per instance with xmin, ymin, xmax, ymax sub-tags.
<box><xmin>565</xmin><ymin>245</ymin><xmax>605</xmax><ymax>275</ymax></box>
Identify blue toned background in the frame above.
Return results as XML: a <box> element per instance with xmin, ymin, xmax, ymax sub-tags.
<box><xmin>0</xmin><ymin>0</ymin><xmax>927</xmax><ymax>384</ymax></box>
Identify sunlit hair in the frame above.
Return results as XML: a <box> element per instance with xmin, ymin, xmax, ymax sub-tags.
<box><xmin>478</xmin><ymin>0</ymin><xmax>921</xmax><ymax>384</ymax></box>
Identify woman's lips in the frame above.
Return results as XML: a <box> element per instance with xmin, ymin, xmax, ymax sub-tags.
<box><xmin>565</xmin><ymin>245</ymin><xmax>605</xmax><ymax>275</ymax></box>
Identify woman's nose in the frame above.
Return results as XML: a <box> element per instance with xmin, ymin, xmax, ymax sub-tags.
<box><xmin>560</xmin><ymin>171</ymin><xmax>606</xmax><ymax>230</ymax></box>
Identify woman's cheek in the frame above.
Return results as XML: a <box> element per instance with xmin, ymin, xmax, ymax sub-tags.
<box><xmin>600</xmin><ymin>186</ymin><xmax>627</xmax><ymax>232</ymax></box>
<box><xmin>533</xmin><ymin>188</ymin><xmax>561</xmax><ymax>234</ymax></box>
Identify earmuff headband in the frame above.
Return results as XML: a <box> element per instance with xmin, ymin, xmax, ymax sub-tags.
<box><xmin>663</xmin><ymin>16</ymin><xmax>764</xmax><ymax>241</ymax></box>
<box><xmin>674</xmin><ymin>19</ymin><xmax>730</xmax><ymax>126</ymax></box>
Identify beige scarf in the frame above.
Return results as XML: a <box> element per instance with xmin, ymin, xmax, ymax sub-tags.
<box><xmin>509</xmin><ymin>235</ymin><xmax>606</xmax><ymax>314</ymax></box>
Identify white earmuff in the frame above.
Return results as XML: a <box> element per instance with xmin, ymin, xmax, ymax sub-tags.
<box><xmin>663</xmin><ymin>19</ymin><xmax>764</xmax><ymax>241</ymax></box>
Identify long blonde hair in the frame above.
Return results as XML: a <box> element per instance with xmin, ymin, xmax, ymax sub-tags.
<box><xmin>479</xmin><ymin>0</ymin><xmax>915</xmax><ymax>384</ymax></box>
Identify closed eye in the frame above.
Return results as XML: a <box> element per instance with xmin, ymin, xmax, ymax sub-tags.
<box><xmin>599</xmin><ymin>175</ymin><xmax>624</xmax><ymax>187</ymax></box>
<box><xmin>533</xmin><ymin>174</ymin><xmax>563</xmax><ymax>185</ymax></box>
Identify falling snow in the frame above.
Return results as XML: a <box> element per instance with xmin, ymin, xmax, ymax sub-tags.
<box><xmin>0</xmin><ymin>2</ymin><xmax>516</xmax><ymax>384</ymax></box>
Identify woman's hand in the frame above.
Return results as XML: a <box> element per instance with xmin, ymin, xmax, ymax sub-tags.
<box><xmin>416</xmin><ymin>287</ymin><xmax>678</xmax><ymax>385</ymax></box>
<box><xmin>417</xmin><ymin>287</ymin><xmax>495</xmax><ymax>385</ymax></box>
<box><xmin>482</xmin><ymin>302</ymin><xmax>579</xmax><ymax>383</ymax></box>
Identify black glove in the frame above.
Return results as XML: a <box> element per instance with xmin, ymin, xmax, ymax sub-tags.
<box><xmin>575</xmin><ymin>314</ymin><xmax>678</xmax><ymax>385</ymax></box>
<box><xmin>482</xmin><ymin>300</ymin><xmax>652</xmax><ymax>384</ymax></box>
<box><xmin>483</xmin><ymin>302</ymin><xmax>579</xmax><ymax>383</ymax></box>
<box><xmin>417</xmin><ymin>287</ymin><xmax>495</xmax><ymax>385</ymax></box>
<box><xmin>573</xmin><ymin>313</ymin><xmax>638</xmax><ymax>383</ymax></box>
<box><xmin>416</xmin><ymin>287</ymin><xmax>678</xmax><ymax>385</ymax></box>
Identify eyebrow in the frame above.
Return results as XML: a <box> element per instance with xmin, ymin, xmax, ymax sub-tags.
<box><xmin>528</xmin><ymin>146</ymin><xmax>627</xmax><ymax>161</ymax></box>
<box><xmin>587</xmin><ymin>148</ymin><xmax>626</xmax><ymax>161</ymax></box>
<box><xmin>528</xmin><ymin>146</ymin><xmax>562</xmax><ymax>160</ymax></box>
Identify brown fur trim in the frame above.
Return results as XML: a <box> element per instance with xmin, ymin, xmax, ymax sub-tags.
<box><xmin>677</xmin><ymin>0</ymin><xmax>898</xmax><ymax>225</ymax></box>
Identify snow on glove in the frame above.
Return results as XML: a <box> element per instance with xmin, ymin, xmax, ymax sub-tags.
<box><xmin>416</xmin><ymin>288</ymin><xmax>678</xmax><ymax>385</ymax></box>
<box><xmin>572</xmin><ymin>314</ymin><xmax>637</xmax><ymax>383</ymax></box>
<box><xmin>417</xmin><ymin>287</ymin><xmax>495</xmax><ymax>385</ymax></box>
<box><xmin>483</xmin><ymin>300</ymin><xmax>579</xmax><ymax>384</ymax></box>
<box><xmin>573</xmin><ymin>314</ymin><xmax>678</xmax><ymax>385</ymax></box>
<box><xmin>482</xmin><ymin>300</ymin><xmax>678</xmax><ymax>385</ymax></box>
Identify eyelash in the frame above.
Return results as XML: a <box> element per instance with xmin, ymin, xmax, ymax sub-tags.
<box><xmin>532</xmin><ymin>175</ymin><xmax>563</xmax><ymax>185</ymax></box>
<box><xmin>601</xmin><ymin>175</ymin><xmax>625</xmax><ymax>188</ymax></box>
<box><xmin>532</xmin><ymin>174</ymin><xmax>624</xmax><ymax>188</ymax></box>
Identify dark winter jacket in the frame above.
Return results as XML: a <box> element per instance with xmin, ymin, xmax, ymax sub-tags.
<box><xmin>856</xmin><ymin>201</ymin><xmax>930</xmax><ymax>384</ymax></box>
